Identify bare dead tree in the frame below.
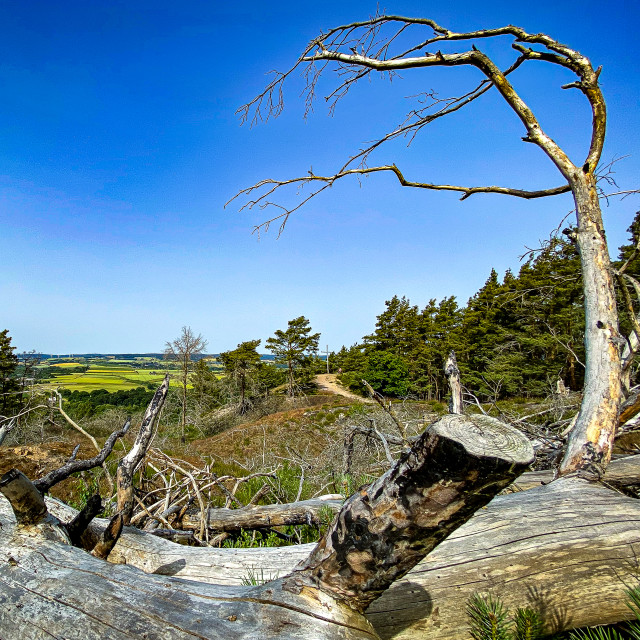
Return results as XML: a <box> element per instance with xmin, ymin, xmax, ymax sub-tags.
<box><xmin>164</xmin><ymin>326</ymin><xmax>207</xmax><ymax>443</ymax></box>
<box><xmin>230</xmin><ymin>14</ymin><xmax>621</xmax><ymax>480</ymax></box>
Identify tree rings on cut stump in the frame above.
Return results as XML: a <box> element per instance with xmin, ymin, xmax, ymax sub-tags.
<box><xmin>430</xmin><ymin>415</ymin><xmax>534</xmax><ymax>466</ymax></box>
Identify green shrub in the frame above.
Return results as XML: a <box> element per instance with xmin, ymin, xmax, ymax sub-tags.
<box><xmin>467</xmin><ymin>584</ymin><xmax>640</xmax><ymax>640</ymax></box>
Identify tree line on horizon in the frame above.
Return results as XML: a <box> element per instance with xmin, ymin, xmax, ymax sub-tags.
<box><xmin>331</xmin><ymin>211</ymin><xmax>640</xmax><ymax>401</ymax></box>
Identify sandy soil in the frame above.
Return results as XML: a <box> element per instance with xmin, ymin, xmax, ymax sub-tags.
<box><xmin>314</xmin><ymin>374</ymin><xmax>373</xmax><ymax>403</ymax></box>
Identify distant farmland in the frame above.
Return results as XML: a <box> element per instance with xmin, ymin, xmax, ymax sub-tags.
<box><xmin>44</xmin><ymin>362</ymin><xmax>173</xmax><ymax>392</ymax></box>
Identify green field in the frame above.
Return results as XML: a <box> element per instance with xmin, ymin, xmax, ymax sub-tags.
<box><xmin>45</xmin><ymin>363</ymin><xmax>172</xmax><ymax>392</ymax></box>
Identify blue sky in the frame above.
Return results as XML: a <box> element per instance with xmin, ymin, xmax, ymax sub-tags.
<box><xmin>1</xmin><ymin>0</ymin><xmax>639</xmax><ymax>353</ymax></box>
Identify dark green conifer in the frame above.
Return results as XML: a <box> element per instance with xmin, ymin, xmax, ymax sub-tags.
<box><xmin>0</xmin><ymin>330</ymin><xmax>21</xmax><ymax>420</ymax></box>
<box><xmin>220</xmin><ymin>340</ymin><xmax>262</xmax><ymax>411</ymax></box>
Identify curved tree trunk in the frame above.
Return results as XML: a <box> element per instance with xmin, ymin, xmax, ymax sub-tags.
<box><xmin>560</xmin><ymin>173</ymin><xmax>622</xmax><ymax>477</ymax></box>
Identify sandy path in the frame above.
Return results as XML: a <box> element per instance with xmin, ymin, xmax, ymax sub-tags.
<box><xmin>314</xmin><ymin>374</ymin><xmax>373</xmax><ymax>402</ymax></box>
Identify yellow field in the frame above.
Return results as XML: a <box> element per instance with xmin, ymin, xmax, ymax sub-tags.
<box><xmin>46</xmin><ymin>365</ymin><xmax>174</xmax><ymax>392</ymax></box>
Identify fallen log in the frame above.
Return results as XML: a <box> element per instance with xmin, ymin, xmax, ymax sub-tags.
<box><xmin>180</xmin><ymin>495</ymin><xmax>344</xmax><ymax>533</ymax></box>
<box><xmin>0</xmin><ymin>413</ymin><xmax>532</xmax><ymax>639</ymax></box>
<box><xmin>12</xmin><ymin>455</ymin><xmax>636</xmax><ymax>638</ymax></box>
<box><xmin>2</xmin><ymin>477</ymin><xmax>637</xmax><ymax>638</ymax></box>
<box><xmin>367</xmin><ymin>478</ymin><xmax>640</xmax><ymax>639</ymax></box>
<box><xmin>507</xmin><ymin>453</ymin><xmax>640</xmax><ymax>493</ymax></box>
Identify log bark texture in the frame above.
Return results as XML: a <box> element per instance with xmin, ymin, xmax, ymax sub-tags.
<box><xmin>2</xmin><ymin>475</ymin><xmax>638</xmax><ymax>639</ymax></box>
<box><xmin>559</xmin><ymin>172</ymin><xmax>622</xmax><ymax>477</ymax></box>
<box><xmin>284</xmin><ymin>415</ymin><xmax>533</xmax><ymax>613</ymax></box>
<box><xmin>2</xmin><ymin>463</ymin><xmax>640</xmax><ymax>638</ymax></box>
<box><xmin>367</xmin><ymin>477</ymin><xmax>640</xmax><ymax>639</ymax></box>
<box><xmin>0</xmin><ymin>533</ymin><xmax>375</xmax><ymax>640</ymax></box>
<box><xmin>444</xmin><ymin>351</ymin><xmax>463</xmax><ymax>415</ymax></box>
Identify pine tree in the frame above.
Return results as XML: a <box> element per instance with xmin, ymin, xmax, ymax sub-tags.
<box><xmin>364</xmin><ymin>296</ymin><xmax>421</xmax><ymax>358</ymax></box>
<box><xmin>190</xmin><ymin>358</ymin><xmax>222</xmax><ymax>410</ymax></box>
<box><xmin>220</xmin><ymin>340</ymin><xmax>262</xmax><ymax>412</ymax></box>
<box><xmin>0</xmin><ymin>330</ymin><xmax>20</xmax><ymax>420</ymax></box>
<box><xmin>266</xmin><ymin>317</ymin><xmax>320</xmax><ymax>396</ymax></box>
<box><xmin>512</xmin><ymin>239</ymin><xmax>584</xmax><ymax>395</ymax></box>
<box><xmin>615</xmin><ymin>210</ymin><xmax>640</xmax><ymax>357</ymax></box>
<box><xmin>459</xmin><ymin>268</ymin><xmax>510</xmax><ymax>394</ymax></box>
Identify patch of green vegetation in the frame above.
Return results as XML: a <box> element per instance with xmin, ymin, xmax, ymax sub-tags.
<box><xmin>223</xmin><ymin>529</ymin><xmax>282</xmax><ymax>549</ymax></box>
<box><xmin>66</xmin><ymin>471</ymin><xmax>101</xmax><ymax>512</ymax></box>
<box><xmin>60</xmin><ymin>386</ymin><xmax>156</xmax><ymax>418</ymax></box>
<box><xmin>240</xmin><ymin>566</ymin><xmax>279</xmax><ymax>585</ymax></box>
<box><xmin>467</xmin><ymin>585</ymin><xmax>640</xmax><ymax>640</ymax></box>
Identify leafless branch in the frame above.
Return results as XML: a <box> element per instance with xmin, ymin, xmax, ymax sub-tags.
<box><xmin>231</xmin><ymin>14</ymin><xmax>607</xmax><ymax>233</ymax></box>
<box><xmin>33</xmin><ymin>418</ymin><xmax>131</xmax><ymax>493</ymax></box>
<box><xmin>543</xmin><ymin>322</ymin><xmax>586</xmax><ymax>369</ymax></box>
<box><xmin>229</xmin><ymin>164</ymin><xmax>571</xmax><ymax>237</ymax></box>
<box><xmin>362</xmin><ymin>379</ymin><xmax>408</xmax><ymax>443</ymax></box>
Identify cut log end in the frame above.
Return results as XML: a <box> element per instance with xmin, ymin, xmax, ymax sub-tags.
<box><xmin>430</xmin><ymin>414</ymin><xmax>534</xmax><ymax>466</ymax></box>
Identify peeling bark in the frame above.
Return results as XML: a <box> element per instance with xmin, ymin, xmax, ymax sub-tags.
<box><xmin>444</xmin><ymin>351</ymin><xmax>463</xmax><ymax>414</ymax></box>
<box><xmin>559</xmin><ymin>173</ymin><xmax>622</xmax><ymax>478</ymax></box>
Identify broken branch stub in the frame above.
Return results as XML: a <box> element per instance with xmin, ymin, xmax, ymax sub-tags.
<box><xmin>33</xmin><ymin>417</ymin><xmax>131</xmax><ymax>494</ymax></box>
<box><xmin>444</xmin><ymin>350</ymin><xmax>463</xmax><ymax>415</ymax></box>
<box><xmin>0</xmin><ymin>469</ymin><xmax>47</xmax><ymax>526</ymax></box>
<box><xmin>283</xmin><ymin>414</ymin><xmax>534</xmax><ymax>613</ymax></box>
<box><xmin>117</xmin><ymin>375</ymin><xmax>170</xmax><ymax>523</ymax></box>
<box><xmin>65</xmin><ymin>494</ymin><xmax>102</xmax><ymax>546</ymax></box>
<box><xmin>91</xmin><ymin>513</ymin><xmax>124</xmax><ymax>559</ymax></box>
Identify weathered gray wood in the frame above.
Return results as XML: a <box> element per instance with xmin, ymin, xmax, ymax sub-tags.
<box><xmin>1</xmin><ymin>473</ymin><xmax>639</xmax><ymax>638</ymax></box>
<box><xmin>559</xmin><ymin>169</ymin><xmax>622</xmax><ymax>477</ymax></box>
<box><xmin>16</xmin><ymin>455</ymin><xmax>640</xmax><ymax>578</ymax></box>
<box><xmin>508</xmin><ymin>453</ymin><xmax>640</xmax><ymax>492</ymax></box>
<box><xmin>0</xmin><ymin>531</ymin><xmax>376</xmax><ymax>639</ymax></box>
<box><xmin>0</xmin><ymin>469</ymin><xmax>47</xmax><ymax>526</ymax></box>
<box><xmin>181</xmin><ymin>496</ymin><xmax>344</xmax><ymax>533</ymax></box>
<box><xmin>117</xmin><ymin>375</ymin><xmax>169</xmax><ymax>523</ymax></box>
<box><xmin>0</xmin><ymin>418</ymin><xmax>16</xmax><ymax>446</ymax></box>
<box><xmin>0</xmin><ymin>413</ymin><xmax>534</xmax><ymax>639</ymax></box>
<box><xmin>367</xmin><ymin>478</ymin><xmax>640</xmax><ymax>639</ymax></box>
<box><xmin>444</xmin><ymin>351</ymin><xmax>463</xmax><ymax>414</ymax></box>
